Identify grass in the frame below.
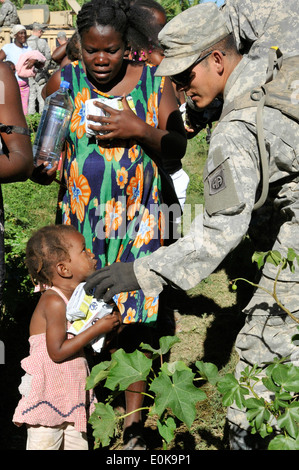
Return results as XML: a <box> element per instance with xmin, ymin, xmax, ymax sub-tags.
<box><xmin>0</xmin><ymin>128</ymin><xmax>252</xmax><ymax>450</ymax></box>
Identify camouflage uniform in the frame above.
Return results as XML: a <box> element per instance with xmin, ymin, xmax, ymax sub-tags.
<box><xmin>132</xmin><ymin>2</ymin><xmax>299</xmax><ymax>449</ymax></box>
<box><xmin>0</xmin><ymin>0</ymin><xmax>19</xmax><ymax>27</ymax></box>
<box><xmin>27</xmin><ymin>32</ymin><xmax>51</xmax><ymax>114</ymax></box>
<box><xmin>222</xmin><ymin>0</ymin><xmax>299</xmax><ymax>57</ymax></box>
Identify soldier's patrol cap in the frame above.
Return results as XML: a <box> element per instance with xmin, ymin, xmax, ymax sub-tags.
<box><xmin>32</xmin><ymin>22</ymin><xmax>47</xmax><ymax>31</ymax></box>
<box><xmin>155</xmin><ymin>2</ymin><xmax>232</xmax><ymax>77</ymax></box>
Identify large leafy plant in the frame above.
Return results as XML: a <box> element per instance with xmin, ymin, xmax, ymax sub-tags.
<box><xmin>86</xmin><ymin>336</ymin><xmax>208</xmax><ymax>448</ymax></box>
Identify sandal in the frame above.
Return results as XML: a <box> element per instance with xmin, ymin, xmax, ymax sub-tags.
<box><xmin>122</xmin><ymin>434</ymin><xmax>147</xmax><ymax>450</ymax></box>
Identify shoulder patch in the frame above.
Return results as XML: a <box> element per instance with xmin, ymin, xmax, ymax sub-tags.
<box><xmin>204</xmin><ymin>158</ymin><xmax>241</xmax><ymax>215</ymax></box>
<box><xmin>208</xmin><ymin>164</ymin><xmax>226</xmax><ymax>195</ymax></box>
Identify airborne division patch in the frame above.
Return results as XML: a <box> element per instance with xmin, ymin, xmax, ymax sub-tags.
<box><xmin>208</xmin><ymin>165</ymin><xmax>226</xmax><ymax>195</ymax></box>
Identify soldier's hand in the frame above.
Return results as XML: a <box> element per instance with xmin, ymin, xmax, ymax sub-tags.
<box><xmin>84</xmin><ymin>262</ymin><xmax>140</xmax><ymax>302</ymax></box>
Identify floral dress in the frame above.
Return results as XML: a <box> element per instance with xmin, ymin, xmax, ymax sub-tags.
<box><xmin>60</xmin><ymin>61</ymin><xmax>165</xmax><ymax>325</ymax></box>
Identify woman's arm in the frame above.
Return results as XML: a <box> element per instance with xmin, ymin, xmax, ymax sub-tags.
<box><xmin>0</xmin><ymin>63</ymin><xmax>33</xmax><ymax>182</ymax></box>
<box><xmin>51</xmin><ymin>42</ymin><xmax>68</xmax><ymax>65</ymax></box>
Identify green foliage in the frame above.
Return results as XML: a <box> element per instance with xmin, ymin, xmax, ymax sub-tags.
<box><xmin>87</xmin><ymin>332</ymin><xmax>299</xmax><ymax>450</ymax></box>
<box><xmin>86</xmin><ymin>336</ymin><xmax>208</xmax><ymax>448</ymax></box>
<box><xmin>158</xmin><ymin>0</ymin><xmax>204</xmax><ymax>21</ymax></box>
<box><xmin>231</xmin><ymin>249</ymin><xmax>299</xmax><ymax>324</ymax></box>
<box><xmin>216</xmin><ymin>355</ymin><xmax>299</xmax><ymax>449</ymax></box>
<box><xmin>150</xmin><ymin>362</ymin><xmax>206</xmax><ymax>428</ymax></box>
<box><xmin>26</xmin><ymin>112</ymin><xmax>41</xmax><ymax>144</ymax></box>
<box><xmin>252</xmin><ymin>248</ymin><xmax>299</xmax><ymax>272</ymax></box>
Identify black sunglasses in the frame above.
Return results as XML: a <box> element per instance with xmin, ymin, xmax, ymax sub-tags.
<box><xmin>170</xmin><ymin>50</ymin><xmax>225</xmax><ymax>88</ymax></box>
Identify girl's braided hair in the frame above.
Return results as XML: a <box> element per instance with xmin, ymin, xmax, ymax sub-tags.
<box><xmin>25</xmin><ymin>224</ymin><xmax>78</xmax><ymax>288</ymax></box>
<box><xmin>76</xmin><ymin>0</ymin><xmax>162</xmax><ymax>55</ymax></box>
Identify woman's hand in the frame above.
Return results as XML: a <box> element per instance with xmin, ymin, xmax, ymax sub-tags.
<box><xmin>87</xmin><ymin>95</ymin><xmax>144</xmax><ymax>142</ymax></box>
<box><xmin>31</xmin><ymin>161</ymin><xmax>59</xmax><ymax>186</ymax></box>
<box><xmin>24</xmin><ymin>58</ymin><xmax>37</xmax><ymax>70</ymax></box>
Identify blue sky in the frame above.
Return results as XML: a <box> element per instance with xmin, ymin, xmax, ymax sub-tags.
<box><xmin>201</xmin><ymin>0</ymin><xmax>225</xmax><ymax>6</ymax></box>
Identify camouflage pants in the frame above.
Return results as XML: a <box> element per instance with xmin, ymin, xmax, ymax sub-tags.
<box><xmin>28</xmin><ymin>78</ymin><xmax>45</xmax><ymax>115</ymax></box>
<box><xmin>227</xmin><ymin>274</ymin><xmax>299</xmax><ymax>450</ymax></box>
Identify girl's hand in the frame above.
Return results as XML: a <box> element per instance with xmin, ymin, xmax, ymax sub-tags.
<box><xmin>87</xmin><ymin>95</ymin><xmax>144</xmax><ymax>142</ymax></box>
<box><xmin>95</xmin><ymin>312</ymin><xmax>121</xmax><ymax>334</ymax></box>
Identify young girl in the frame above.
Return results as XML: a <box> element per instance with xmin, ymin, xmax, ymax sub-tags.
<box><xmin>13</xmin><ymin>224</ymin><xmax>121</xmax><ymax>450</ymax></box>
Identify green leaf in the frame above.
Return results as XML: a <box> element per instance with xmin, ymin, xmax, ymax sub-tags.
<box><xmin>86</xmin><ymin>361</ymin><xmax>111</xmax><ymax>390</ymax></box>
<box><xmin>266</xmin><ymin>250</ymin><xmax>282</xmax><ymax>266</ymax></box>
<box><xmin>273</xmin><ymin>391</ymin><xmax>293</xmax><ymax>410</ymax></box>
<box><xmin>88</xmin><ymin>402</ymin><xmax>117</xmax><ymax>448</ymax></box>
<box><xmin>162</xmin><ymin>360</ymin><xmax>190</xmax><ymax>375</ymax></box>
<box><xmin>150</xmin><ymin>368</ymin><xmax>206</xmax><ymax>428</ymax></box>
<box><xmin>140</xmin><ymin>335</ymin><xmax>180</xmax><ymax>358</ymax></box>
<box><xmin>245</xmin><ymin>398</ymin><xmax>271</xmax><ymax>430</ymax></box>
<box><xmin>272</xmin><ymin>364</ymin><xmax>299</xmax><ymax>392</ymax></box>
<box><xmin>268</xmin><ymin>434</ymin><xmax>299</xmax><ymax>450</ymax></box>
<box><xmin>277</xmin><ymin>403</ymin><xmax>299</xmax><ymax>439</ymax></box>
<box><xmin>252</xmin><ymin>251</ymin><xmax>267</xmax><ymax>269</ymax></box>
<box><xmin>195</xmin><ymin>360</ymin><xmax>219</xmax><ymax>385</ymax></box>
<box><xmin>287</xmin><ymin>248</ymin><xmax>296</xmax><ymax>262</ymax></box>
<box><xmin>217</xmin><ymin>373</ymin><xmax>248</xmax><ymax>409</ymax></box>
<box><xmin>104</xmin><ymin>349</ymin><xmax>152</xmax><ymax>391</ymax></box>
<box><xmin>262</xmin><ymin>375</ymin><xmax>281</xmax><ymax>393</ymax></box>
<box><xmin>240</xmin><ymin>364</ymin><xmax>263</xmax><ymax>383</ymax></box>
<box><xmin>157</xmin><ymin>416</ymin><xmax>177</xmax><ymax>443</ymax></box>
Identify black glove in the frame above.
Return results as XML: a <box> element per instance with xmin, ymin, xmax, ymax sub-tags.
<box><xmin>84</xmin><ymin>262</ymin><xmax>140</xmax><ymax>302</ymax></box>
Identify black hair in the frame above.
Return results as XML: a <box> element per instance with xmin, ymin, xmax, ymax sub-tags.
<box><xmin>132</xmin><ymin>0</ymin><xmax>166</xmax><ymax>16</ymax></box>
<box><xmin>26</xmin><ymin>224</ymin><xmax>78</xmax><ymax>288</ymax></box>
<box><xmin>202</xmin><ymin>33</ymin><xmax>240</xmax><ymax>58</ymax></box>
<box><xmin>76</xmin><ymin>0</ymin><xmax>162</xmax><ymax>54</ymax></box>
<box><xmin>66</xmin><ymin>31</ymin><xmax>81</xmax><ymax>61</ymax></box>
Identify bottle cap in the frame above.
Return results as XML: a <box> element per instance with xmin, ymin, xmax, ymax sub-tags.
<box><xmin>60</xmin><ymin>81</ymin><xmax>70</xmax><ymax>89</ymax></box>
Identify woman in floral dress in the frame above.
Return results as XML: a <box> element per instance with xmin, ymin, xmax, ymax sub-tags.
<box><xmin>42</xmin><ymin>0</ymin><xmax>186</xmax><ymax>448</ymax></box>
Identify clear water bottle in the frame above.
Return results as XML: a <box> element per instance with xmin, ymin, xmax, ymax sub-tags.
<box><xmin>33</xmin><ymin>81</ymin><xmax>73</xmax><ymax>168</ymax></box>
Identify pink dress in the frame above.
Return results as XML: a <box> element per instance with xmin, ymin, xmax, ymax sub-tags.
<box><xmin>13</xmin><ymin>287</ymin><xmax>97</xmax><ymax>433</ymax></box>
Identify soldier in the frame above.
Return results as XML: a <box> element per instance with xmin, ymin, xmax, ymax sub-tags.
<box><xmin>27</xmin><ymin>22</ymin><xmax>51</xmax><ymax>114</ymax></box>
<box><xmin>84</xmin><ymin>2</ymin><xmax>299</xmax><ymax>450</ymax></box>
<box><xmin>0</xmin><ymin>0</ymin><xmax>19</xmax><ymax>27</ymax></box>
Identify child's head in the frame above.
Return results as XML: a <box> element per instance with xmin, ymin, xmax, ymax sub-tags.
<box><xmin>77</xmin><ymin>0</ymin><xmax>162</xmax><ymax>59</ymax></box>
<box><xmin>26</xmin><ymin>225</ymin><xmax>96</xmax><ymax>289</ymax></box>
<box><xmin>66</xmin><ymin>31</ymin><xmax>81</xmax><ymax>61</ymax></box>
<box><xmin>128</xmin><ymin>0</ymin><xmax>167</xmax><ymax>64</ymax></box>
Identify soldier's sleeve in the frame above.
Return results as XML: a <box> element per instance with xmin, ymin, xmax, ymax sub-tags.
<box><xmin>40</xmin><ymin>39</ymin><xmax>52</xmax><ymax>61</ymax></box>
<box><xmin>134</xmin><ymin>121</ymin><xmax>261</xmax><ymax>298</ymax></box>
<box><xmin>0</xmin><ymin>3</ymin><xmax>9</xmax><ymax>26</ymax></box>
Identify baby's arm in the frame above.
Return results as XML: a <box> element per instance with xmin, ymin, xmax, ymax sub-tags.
<box><xmin>44</xmin><ymin>294</ymin><xmax>120</xmax><ymax>362</ymax></box>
